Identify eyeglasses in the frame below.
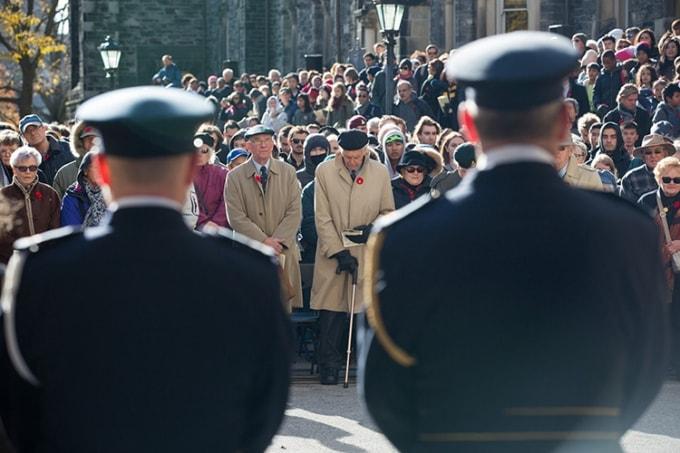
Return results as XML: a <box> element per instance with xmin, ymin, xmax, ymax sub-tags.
<box><xmin>291</xmin><ymin>138</ymin><xmax>305</xmax><ymax>145</ymax></box>
<box><xmin>405</xmin><ymin>166</ymin><xmax>425</xmax><ymax>174</ymax></box>
<box><xmin>662</xmin><ymin>176</ymin><xmax>680</xmax><ymax>184</ymax></box>
<box><xmin>15</xmin><ymin>165</ymin><xmax>38</xmax><ymax>173</ymax></box>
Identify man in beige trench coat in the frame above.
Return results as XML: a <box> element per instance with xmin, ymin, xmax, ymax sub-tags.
<box><xmin>225</xmin><ymin>125</ymin><xmax>303</xmax><ymax>310</ymax></box>
<box><xmin>311</xmin><ymin>129</ymin><xmax>394</xmax><ymax>384</ymax></box>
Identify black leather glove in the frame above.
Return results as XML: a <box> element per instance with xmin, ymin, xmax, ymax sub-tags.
<box><xmin>333</xmin><ymin>250</ymin><xmax>358</xmax><ymax>275</ymax></box>
<box><xmin>347</xmin><ymin>224</ymin><xmax>373</xmax><ymax>244</ymax></box>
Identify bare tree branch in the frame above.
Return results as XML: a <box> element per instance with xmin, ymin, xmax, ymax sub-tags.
<box><xmin>0</xmin><ymin>96</ymin><xmax>18</xmax><ymax>104</ymax></box>
<box><xmin>0</xmin><ymin>32</ymin><xmax>16</xmax><ymax>54</ymax></box>
<box><xmin>42</xmin><ymin>0</ymin><xmax>59</xmax><ymax>36</ymax></box>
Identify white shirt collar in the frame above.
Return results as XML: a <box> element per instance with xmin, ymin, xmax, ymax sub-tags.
<box><xmin>476</xmin><ymin>144</ymin><xmax>555</xmax><ymax>171</ymax></box>
<box><xmin>109</xmin><ymin>196</ymin><xmax>183</xmax><ymax>212</ymax></box>
<box><xmin>252</xmin><ymin>159</ymin><xmax>270</xmax><ymax>173</ymax></box>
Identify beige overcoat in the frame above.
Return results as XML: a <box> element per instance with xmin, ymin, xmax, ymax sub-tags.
<box><xmin>564</xmin><ymin>155</ymin><xmax>604</xmax><ymax>191</ymax></box>
<box><xmin>225</xmin><ymin>158</ymin><xmax>303</xmax><ymax>308</ymax></box>
<box><xmin>311</xmin><ymin>156</ymin><xmax>395</xmax><ymax>313</ymax></box>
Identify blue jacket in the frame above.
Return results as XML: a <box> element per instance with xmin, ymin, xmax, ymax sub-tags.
<box><xmin>153</xmin><ymin>63</ymin><xmax>181</xmax><ymax>88</ymax></box>
<box><xmin>60</xmin><ymin>183</ymin><xmax>90</xmax><ymax>226</ymax></box>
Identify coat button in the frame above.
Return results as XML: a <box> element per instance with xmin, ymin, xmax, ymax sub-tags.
<box><xmin>259</xmin><ymin>212</ymin><xmax>263</xmax><ymax>216</ymax></box>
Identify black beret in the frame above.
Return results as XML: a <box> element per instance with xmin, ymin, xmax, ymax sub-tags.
<box><xmin>453</xmin><ymin>142</ymin><xmax>476</xmax><ymax>169</ymax></box>
<box><xmin>446</xmin><ymin>31</ymin><xmax>578</xmax><ymax>110</ymax></box>
<box><xmin>337</xmin><ymin>129</ymin><xmax>369</xmax><ymax>151</ymax></box>
<box><xmin>244</xmin><ymin>125</ymin><xmax>275</xmax><ymax>139</ymax></box>
<box><xmin>76</xmin><ymin>86</ymin><xmax>214</xmax><ymax>158</ymax></box>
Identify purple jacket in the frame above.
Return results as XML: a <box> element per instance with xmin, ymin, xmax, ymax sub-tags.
<box><xmin>193</xmin><ymin>163</ymin><xmax>228</xmax><ymax>229</ymax></box>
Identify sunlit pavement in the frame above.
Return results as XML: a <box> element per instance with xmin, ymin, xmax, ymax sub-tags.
<box><xmin>267</xmin><ymin>381</ymin><xmax>680</xmax><ymax>453</ymax></box>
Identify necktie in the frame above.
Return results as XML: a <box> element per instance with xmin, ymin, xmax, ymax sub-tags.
<box><xmin>260</xmin><ymin>166</ymin><xmax>268</xmax><ymax>192</ymax></box>
<box><xmin>350</xmin><ymin>170</ymin><xmax>357</xmax><ymax>181</ymax></box>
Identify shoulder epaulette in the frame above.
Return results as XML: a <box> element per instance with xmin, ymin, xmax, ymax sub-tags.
<box><xmin>13</xmin><ymin>226</ymin><xmax>83</xmax><ymax>254</ymax></box>
<box><xmin>373</xmin><ymin>192</ymin><xmax>442</xmax><ymax>235</ymax></box>
<box><xmin>202</xmin><ymin>226</ymin><xmax>276</xmax><ymax>260</ymax></box>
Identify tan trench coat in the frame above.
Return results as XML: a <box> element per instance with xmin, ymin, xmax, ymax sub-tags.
<box><xmin>225</xmin><ymin>158</ymin><xmax>303</xmax><ymax>308</ymax></box>
<box><xmin>311</xmin><ymin>156</ymin><xmax>395</xmax><ymax>313</ymax></box>
<box><xmin>564</xmin><ymin>155</ymin><xmax>603</xmax><ymax>191</ymax></box>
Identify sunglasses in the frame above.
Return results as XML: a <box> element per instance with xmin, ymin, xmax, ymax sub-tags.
<box><xmin>291</xmin><ymin>138</ymin><xmax>305</xmax><ymax>145</ymax></box>
<box><xmin>662</xmin><ymin>177</ymin><xmax>680</xmax><ymax>184</ymax></box>
<box><xmin>15</xmin><ymin>165</ymin><xmax>38</xmax><ymax>173</ymax></box>
<box><xmin>405</xmin><ymin>166</ymin><xmax>425</xmax><ymax>174</ymax></box>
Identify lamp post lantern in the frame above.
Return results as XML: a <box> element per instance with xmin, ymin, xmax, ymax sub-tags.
<box><xmin>373</xmin><ymin>0</ymin><xmax>407</xmax><ymax>115</ymax></box>
<box><xmin>98</xmin><ymin>35</ymin><xmax>122</xmax><ymax>90</ymax></box>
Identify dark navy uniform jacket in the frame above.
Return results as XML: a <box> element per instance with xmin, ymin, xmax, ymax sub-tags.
<box><xmin>0</xmin><ymin>204</ymin><xmax>292</xmax><ymax>453</ymax></box>
<box><xmin>360</xmin><ymin>154</ymin><xmax>668</xmax><ymax>453</ymax></box>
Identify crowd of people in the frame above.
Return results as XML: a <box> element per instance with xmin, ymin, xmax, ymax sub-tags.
<box><xmin>2</xmin><ymin>19</ymin><xmax>680</xmax><ymax>386</ymax></box>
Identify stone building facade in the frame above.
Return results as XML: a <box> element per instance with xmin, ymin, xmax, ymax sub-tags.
<box><xmin>70</xmin><ymin>0</ymin><xmax>678</xmax><ymax>105</ymax></box>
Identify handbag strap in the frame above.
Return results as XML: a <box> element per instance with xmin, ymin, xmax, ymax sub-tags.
<box><xmin>656</xmin><ymin>192</ymin><xmax>673</xmax><ymax>244</ymax></box>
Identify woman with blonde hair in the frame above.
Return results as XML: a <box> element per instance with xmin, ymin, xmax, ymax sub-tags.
<box><xmin>638</xmin><ymin>156</ymin><xmax>680</xmax><ymax>376</ymax></box>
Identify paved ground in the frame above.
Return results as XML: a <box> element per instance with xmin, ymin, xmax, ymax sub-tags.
<box><xmin>267</xmin><ymin>380</ymin><xmax>680</xmax><ymax>453</ymax></box>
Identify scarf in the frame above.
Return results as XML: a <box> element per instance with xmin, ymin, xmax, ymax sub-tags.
<box><xmin>399</xmin><ymin>178</ymin><xmax>422</xmax><ymax>201</ymax></box>
<box><xmin>660</xmin><ymin>189</ymin><xmax>680</xmax><ymax>228</ymax></box>
<box><xmin>83</xmin><ymin>181</ymin><xmax>106</xmax><ymax>227</ymax></box>
<box><xmin>618</xmin><ymin>105</ymin><xmax>635</xmax><ymax>124</ymax></box>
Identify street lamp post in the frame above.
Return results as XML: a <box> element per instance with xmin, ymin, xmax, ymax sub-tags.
<box><xmin>373</xmin><ymin>0</ymin><xmax>406</xmax><ymax>115</ymax></box>
<box><xmin>98</xmin><ymin>36</ymin><xmax>122</xmax><ymax>90</ymax></box>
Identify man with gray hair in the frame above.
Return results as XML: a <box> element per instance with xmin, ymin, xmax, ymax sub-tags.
<box><xmin>603</xmin><ymin>83</ymin><xmax>651</xmax><ymax>145</ymax></box>
<box><xmin>393</xmin><ymin>80</ymin><xmax>434</xmax><ymax>132</ymax></box>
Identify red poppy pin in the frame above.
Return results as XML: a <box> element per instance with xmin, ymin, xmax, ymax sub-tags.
<box><xmin>255</xmin><ymin>174</ymin><xmax>262</xmax><ymax>183</ymax></box>
<box><xmin>673</xmin><ymin>201</ymin><xmax>680</xmax><ymax>210</ymax></box>
<box><xmin>356</xmin><ymin>177</ymin><xmax>364</xmax><ymax>185</ymax></box>
<box><xmin>34</xmin><ymin>191</ymin><xmax>43</xmax><ymax>201</ymax></box>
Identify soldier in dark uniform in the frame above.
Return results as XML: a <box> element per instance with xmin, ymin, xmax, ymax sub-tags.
<box><xmin>360</xmin><ymin>32</ymin><xmax>669</xmax><ymax>453</ymax></box>
<box><xmin>0</xmin><ymin>87</ymin><xmax>291</xmax><ymax>453</ymax></box>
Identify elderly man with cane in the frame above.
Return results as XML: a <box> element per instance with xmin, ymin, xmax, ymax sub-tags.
<box><xmin>311</xmin><ymin>129</ymin><xmax>394</xmax><ymax>385</ymax></box>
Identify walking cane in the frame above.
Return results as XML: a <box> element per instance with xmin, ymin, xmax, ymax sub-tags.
<box><xmin>343</xmin><ymin>267</ymin><xmax>358</xmax><ymax>388</ymax></box>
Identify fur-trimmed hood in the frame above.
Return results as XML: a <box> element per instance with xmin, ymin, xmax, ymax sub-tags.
<box><xmin>69</xmin><ymin>121</ymin><xmax>88</xmax><ymax>158</ymax></box>
<box><xmin>397</xmin><ymin>145</ymin><xmax>443</xmax><ymax>177</ymax></box>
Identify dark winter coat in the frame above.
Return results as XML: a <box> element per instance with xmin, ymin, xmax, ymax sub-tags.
<box><xmin>391</xmin><ymin>176</ymin><xmax>433</xmax><ymax>209</ymax></box>
<box><xmin>602</xmin><ymin>106</ymin><xmax>651</xmax><ymax>146</ymax></box>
